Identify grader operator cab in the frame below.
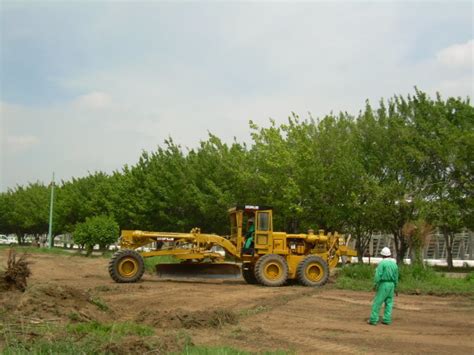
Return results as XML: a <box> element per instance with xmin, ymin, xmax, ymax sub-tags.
<box><xmin>108</xmin><ymin>205</ymin><xmax>356</xmax><ymax>287</ymax></box>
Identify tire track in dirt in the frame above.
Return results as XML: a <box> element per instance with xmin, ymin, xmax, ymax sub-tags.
<box><xmin>316</xmin><ymin>294</ymin><xmax>422</xmax><ymax>311</ymax></box>
<box><xmin>270</xmin><ymin>327</ymin><xmax>368</xmax><ymax>354</ymax></box>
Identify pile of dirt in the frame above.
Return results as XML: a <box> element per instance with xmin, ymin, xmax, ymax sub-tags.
<box><xmin>8</xmin><ymin>283</ymin><xmax>114</xmax><ymax>322</ymax></box>
<box><xmin>0</xmin><ymin>250</ymin><xmax>31</xmax><ymax>292</ymax></box>
<box><xmin>136</xmin><ymin>308</ymin><xmax>238</xmax><ymax>329</ymax></box>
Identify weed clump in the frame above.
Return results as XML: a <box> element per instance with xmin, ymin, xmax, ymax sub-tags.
<box><xmin>0</xmin><ymin>250</ymin><xmax>31</xmax><ymax>292</ymax></box>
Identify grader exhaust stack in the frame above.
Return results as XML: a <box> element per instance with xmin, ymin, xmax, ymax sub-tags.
<box><xmin>108</xmin><ymin>205</ymin><xmax>357</xmax><ymax>286</ymax></box>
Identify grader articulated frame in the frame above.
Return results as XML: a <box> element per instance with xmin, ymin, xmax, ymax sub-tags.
<box><xmin>108</xmin><ymin>205</ymin><xmax>357</xmax><ymax>287</ymax></box>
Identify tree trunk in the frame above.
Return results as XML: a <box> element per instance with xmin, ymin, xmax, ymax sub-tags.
<box><xmin>15</xmin><ymin>232</ymin><xmax>24</xmax><ymax>245</ymax></box>
<box><xmin>86</xmin><ymin>245</ymin><xmax>93</xmax><ymax>257</ymax></box>
<box><xmin>356</xmin><ymin>237</ymin><xmax>364</xmax><ymax>263</ymax></box>
<box><xmin>445</xmin><ymin>232</ymin><xmax>454</xmax><ymax>270</ymax></box>
<box><xmin>393</xmin><ymin>229</ymin><xmax>408</xmax><ymax>265</ymax></box>
<box><xmin>355</xmin><ymin>233</ymin><xmax>371</xmax><ymax>263</ymax></box>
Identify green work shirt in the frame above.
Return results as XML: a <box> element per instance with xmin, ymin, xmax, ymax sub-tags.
<box><xmin>374</xmin><ymin>258</ymin><xmax>399</xmax><ymax>288</ymax></box>
<box><xmin>244</xmin><ymin>224</ymin><xmax>255</xmax><ymax>249</ymax></box>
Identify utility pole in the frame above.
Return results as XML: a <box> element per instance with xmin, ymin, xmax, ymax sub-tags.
<box><xmin>47</xmin><ymin>172</ymin><xmax>55</xmax><ymax>249</ymax></box>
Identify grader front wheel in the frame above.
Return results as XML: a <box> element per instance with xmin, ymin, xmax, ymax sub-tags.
<box><xmin>297</xmin><ymin>255</ymin><xmax>329</xmax><ymax>287</ymax></box>
<box><xmin>109</xmin><ymin>249</ymin><xmax>145</xmax><ymax>283</ymax></box>
<box><xmin>255</xmin><ymin>254</ymin><xmax>288</xmax><ymax>287</ymax></box>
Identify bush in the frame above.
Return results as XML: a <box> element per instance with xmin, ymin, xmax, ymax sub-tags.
<box><xmin>399</xmin><ymin>264</ymin><xmax>437</xmax><ymax>282</ymax></box>
<box><xmin>336</xmin><ymin>263</ymin><xmax>474</xmax><ymax>295</ymax></box>
<box><xmin>334</xmin><ymin>263</ymin><xmax>375</xmax><ymax>291</ymax></box>
<box><xmin>73</xmin><ymin>215</ymin><xmax>119</xmax><ymax>255</ymax></box>
<box><xmin>338</xmin><ymin>263</ymin><xmax>375</xmax><ymax>280</ymax></box>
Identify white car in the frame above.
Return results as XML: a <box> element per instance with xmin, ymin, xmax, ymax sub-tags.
<box><xmin>0</xmin><ymin>235</ymin><xmax>17</xmax><ymax>245</ymax></box>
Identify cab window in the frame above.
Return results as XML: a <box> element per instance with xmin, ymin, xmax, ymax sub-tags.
<box><xmin>257</xmin><ymin>212</ymin><xmax>269</xmax><ymax>231</ymax></box>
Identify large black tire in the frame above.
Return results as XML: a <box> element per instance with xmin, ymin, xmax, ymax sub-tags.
<box><xmin>108</xmin><ymin>249</ymin><xmax>145</xmax><ymax>283</ymax></box>
<box><xmin>297</xmin><ymin>255</ymin><xmax>329</xmax><ymax>287</ymax></box>
<box><xmin>242</xmin><ymin>263</ymin><xmax>258</xmax><ymax>284</ymax></box>
<box><xmin>255</xmin><ymin>254</ymin><xmax>288</xmax><ymax>287</ymax></box>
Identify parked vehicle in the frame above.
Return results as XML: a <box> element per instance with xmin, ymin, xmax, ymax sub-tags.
<box><xmin>0</xmin><ymin>234</ymin><xmax>17</xmax><ymax>245</ymax></box>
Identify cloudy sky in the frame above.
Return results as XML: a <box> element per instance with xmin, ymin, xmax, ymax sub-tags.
<box><xmin>1</xmin><ymin>1</ymin><xmax>472</xmax><ymax>191</ymax></box>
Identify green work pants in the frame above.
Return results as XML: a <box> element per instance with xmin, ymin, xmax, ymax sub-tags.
<box><xmin>369</xmin><ymin>281</ymin><xmax>395</xmax><ymax>324</ymax></box>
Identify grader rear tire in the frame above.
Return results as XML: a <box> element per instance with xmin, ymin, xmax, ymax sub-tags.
<box><xmin>108</xmin><ymin>249</ymin><xmax>145</xmax><ymax>283</ymax></box>
<box><xmin>255</xmin><ymin>254</ymin><xmax>288</xmax><ymax>287</ymax></box>
<box><xmin>297</xmin><ymin>255</ymin><xmax>329</xmax><ymax>287</ymax></box>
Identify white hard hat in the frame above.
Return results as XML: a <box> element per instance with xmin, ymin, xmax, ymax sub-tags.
<box><xmin>381</xmin><ymin>247</ymin><xmax>391</xmax><ymax>257</ymax></box>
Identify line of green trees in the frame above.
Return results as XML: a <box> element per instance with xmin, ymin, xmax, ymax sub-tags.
<box><xmin>0</xmin><ymin>90</ymin><xmax>472</xmax><ymax>267</ymax></box>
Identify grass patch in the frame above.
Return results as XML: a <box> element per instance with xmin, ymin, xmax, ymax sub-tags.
<box><xmin>1</xmin><ymin>319</ymin><xmax>290</xmax><ymax>355</ymax></box>
<box><xmin>432</xmin><ymin>265</ymin><xmax>474</xmax><ymax>273</ymax></box>
<box><xmin>88</xmin><ymin>296</ymin><xmax>109</xmax><ymax>311</ymax></box>
<box><xmin>0</xmin><ymin>245</ymin><xmax>79</xmax><ymax>257</ymax></box>
<box><xmin>144</xmin><ymin>255</ymin><xmax>179</xmax><ymax>273</ymax></box>
<box><xmin>1</xmin><ymin>320</ymin><xmax>156</xmax><ymax>354</ymax></box>
<box><xmin>179</xmin><ymin>346</ymin><xmax>291</xmax><ymax>355</ymax></box>
<box><xmin>0</xmin><ymin>245</ymin><xmax>125</xmax><ymax>259</ymax></box>
<box><xmin>67</xmin><ymin>320</ymin><xmax>154</xmax><ymax>337</ymax></box>
<box><xmin>335</xmin><ymin>263</ymin><xmax>474</xmax><ymax>295</ymax></box>
<box><xmin>238</xmin><ymin>305</ymin><xmax>270</xmax><ymax>317</ymax></box>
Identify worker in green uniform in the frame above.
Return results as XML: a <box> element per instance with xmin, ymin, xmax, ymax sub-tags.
<box><xmin>368</xmin><ymin>247</ymin><xmax>399</xmax><ymax>325</ymax></box>
<box><xmin>242</xmin><ymin>218</ymin><xmax>255</xmax><ymax>255</ymax></box>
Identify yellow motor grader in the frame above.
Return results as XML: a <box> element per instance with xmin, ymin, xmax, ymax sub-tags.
<box><xmin>108</xmin><ymin>205</ymin><xmax>357</xmax><ymax>287</ymax></box>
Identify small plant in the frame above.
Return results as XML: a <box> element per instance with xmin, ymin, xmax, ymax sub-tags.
<box><xmin>238</xmin><ymin>305</ymin><xmax>269</xmax><ymax>317</ymax></box>
<box><xmin>88</xmin><ymin>296</ymin><xmax>109</xmax><ymax>311</ymax></box>
<box><xmin>68</xmin><ymin>312</ymin><xmax>80</xmax><ymax>321</ymax></box>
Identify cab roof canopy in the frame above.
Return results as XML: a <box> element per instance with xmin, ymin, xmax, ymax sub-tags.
<box><xmin>228</xmin><ymin>205</ymin><xmax>273</xmax><ymax>213</ymax></box>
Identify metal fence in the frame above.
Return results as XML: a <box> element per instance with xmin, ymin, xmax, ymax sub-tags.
<box><xmin>360</xmin><ymin>229</ymin><xmax>474</xmax><ymax>260</ymax></box>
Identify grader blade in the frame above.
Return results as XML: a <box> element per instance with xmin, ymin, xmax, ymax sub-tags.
<box><xmin>156</xmin><ymin>263</ymin><xmax>241</xmax><ymax>279</ymax></box>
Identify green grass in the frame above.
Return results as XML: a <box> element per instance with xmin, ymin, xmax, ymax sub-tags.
<box><xmin>88</xmin><ymin>296</ymin><xmax>109</xmax><ymax>311</ymax></box>
<box><xmin>1</xmin><ymin>319</ymin><xmax>290</xmax><ymax>354</ymax></box>
<box><xmin>0</xmin><ymin>244</ymin><xmax>81</xmax><ymax>256</ymax></box>
<box><xmin>432</xmin><ymin>265</ymin><xmax>474</xmax><ymax>273</ymax></box>
<box><xmin>0</xmin><ymin>245</ymin><xmax>121</xmax><ymax>259</ymax></box>
<box><xmin>144</xmin><ymin>255</ymin><xmax>179</xmax><ymax>273</ymax></box>
<box><xmin>335</xmin><ymin>263</ymin><xmax>474</xmax><ymax>295</ymax></box>
<box><xmin>66</xmin><ymin>320</ymin><xmax>154</xmax><ymax>337</ymax></box>
<box><xmin>1</xmin><ymin>320</ymin><xmax>156</xmax><ymax>354</ymax></box>
<box><xmin>3</xmin><ymin>320</ymin><xmax>154</xmax><ymax>353</ymax></box>
<box><xmin>180</xmin><ymin>346</ymin><xmax>291</xmax><ymax>355</ymax></box>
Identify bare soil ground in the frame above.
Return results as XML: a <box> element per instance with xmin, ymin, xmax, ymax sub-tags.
<box><xmin>1</xmin><ymin>250</ymin><xmax>473</xmax><ymax>354</ymax></box>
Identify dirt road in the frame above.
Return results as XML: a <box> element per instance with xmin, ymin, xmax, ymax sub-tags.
<box><xmin>1</xmin><ymin>251</ymin><xmax>473</xmax><ymax>354</ymax></box>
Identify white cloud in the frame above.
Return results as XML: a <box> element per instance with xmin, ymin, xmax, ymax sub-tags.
<box><xmin>6</xmin><ymin>135</ymin><xmax>40</xmax><ymax>153</ymax></box>
<box><xmin>73</xmin><ymin>91</ymin><xmax>112</xmax><ymax>109</ymax></box>
<box><xmin>1</xmin><ymin>2</ymin><xmax>472</xmax><ymax>191</ymax></box>
<box><xmin>436</xmin><ymin>39</ymin><xmax>474</xmax><ymax>69</ymax></box>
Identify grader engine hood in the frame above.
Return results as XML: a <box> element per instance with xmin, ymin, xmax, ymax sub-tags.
<box><xmin>304</xmin><ymin>229</ymin><xmax>329</xmax><ymax>244</ymax></box>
